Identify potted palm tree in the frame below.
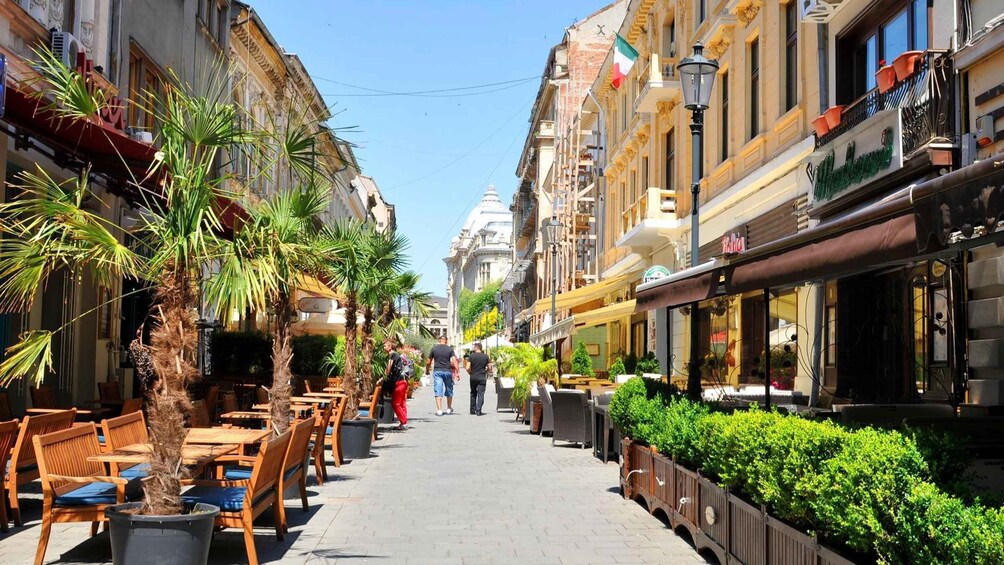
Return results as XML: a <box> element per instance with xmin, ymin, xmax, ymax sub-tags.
<box><xmin>0</xmin><ymin>51</ymin><xmax>258</xmax><ymax>563</ymax></box>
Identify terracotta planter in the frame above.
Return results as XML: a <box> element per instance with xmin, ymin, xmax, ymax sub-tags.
<box><xmin>893</xmin><ymin>50</ymin><xmax>924</xmax><ymax>81</ymax></box>
<box><xmin>812</xmin><ymin>115</ymin><xmax>830</xmax><ymax>137</ymax></box>
<box><xmin>875</xmin><ymin>65</ymin><xmax>897</xmax><ymax>93</ymax></box>
<box><xmin>823</xmin><ymin>105</ymin><xmax>845</xmax><ymax>129</ymax></box>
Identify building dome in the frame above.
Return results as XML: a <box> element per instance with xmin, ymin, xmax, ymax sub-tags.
<box><xmin>462</xmin><ymin>185</ymin><xmax>510</xmax><ymax>234</ymax></box>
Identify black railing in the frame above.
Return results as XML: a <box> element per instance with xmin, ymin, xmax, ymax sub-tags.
<box><xmin>816</xmin><ymin>51</ymin><xmax>953</xmax><ymax>155</ymax></box>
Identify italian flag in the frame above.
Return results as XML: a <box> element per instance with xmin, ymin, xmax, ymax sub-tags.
<box><xmin>612</xmin><ymin>34</ymin><xmax>638</xmax><ymax>90</ymax></box>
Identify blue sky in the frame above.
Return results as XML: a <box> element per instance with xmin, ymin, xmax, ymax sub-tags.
<box><xmin>249</xmin><ymin>1</ymin><xmax>609</xmax><ymax>296</ymax></box>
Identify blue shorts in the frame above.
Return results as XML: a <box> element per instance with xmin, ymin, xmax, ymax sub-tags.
<box><xmin>433</xmin><ymin>371</ymin><xmax>454</xmax><ymax>398</ymax></box>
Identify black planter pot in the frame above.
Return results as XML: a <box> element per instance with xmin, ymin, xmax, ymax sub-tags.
<box><xmin>376</xmin><ymin>399</ymin><xmax>395</xmax><ymax>424</ymax></box>
<box><xmin>105</xmin><ymin>502</ymin><xmax>219</xmax><ymax>565</ymax></box>
<box><xmin>341</xmin><ymin>418</ymin><xmax>377</xmax><ymax>459</ymax></box>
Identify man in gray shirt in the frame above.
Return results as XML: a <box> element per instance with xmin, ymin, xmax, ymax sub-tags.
<box><xmin>426</xmin><ymin>336</ymin><xmax>459</xmax><ymax>416</ymax></box>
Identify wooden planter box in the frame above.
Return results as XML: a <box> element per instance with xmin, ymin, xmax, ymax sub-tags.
<box><xmin>620</xmin><ymin>437</ymin><xmax>859</xmax><ymax>565</ymax></box>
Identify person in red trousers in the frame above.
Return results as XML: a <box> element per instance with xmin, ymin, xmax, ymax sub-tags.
<box><xmin>380</xmin><ymin>340</ymin><xmax>409</xmax><ymax>430</ymax></box>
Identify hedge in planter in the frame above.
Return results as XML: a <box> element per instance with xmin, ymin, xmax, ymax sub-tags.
<box><xmin>609</xmin><ymin>378</ymin><xmax>1004</xmax><ymax>564</ymax></box>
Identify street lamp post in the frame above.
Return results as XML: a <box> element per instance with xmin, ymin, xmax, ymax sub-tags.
<box><xmin>677</xmin><ymin>43</ymin><xmax>719</xmax><ymax>401</ymax></box>
<box><xmin>543</xmin><ymin>215</ymin><xmax>562</xmax><ymax>360</ymax></box>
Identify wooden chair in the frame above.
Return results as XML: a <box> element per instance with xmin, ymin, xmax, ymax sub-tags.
<box><xmin>357</xmin><ymin>384</ymin><xmax>382</xmax><ymax>441</ymax></box>
<box><xmin>100</xmin><ymin>411</ymin><xmax>149</xmax><ymax>478</ymax></box>
<box><xmin>222</xmin><ymin>391</ymin><xmax>238</xmax><ymax>415</ymax></box>
<box><xmin>189</xmin><ymin>400</ymin><xmax>211</xmax><ymax>428</ymax></box>
<box><xmin>6</xmin><ymin>409</ymin><xmax>77</xmax><ymax>526</ymax></box>
<box><xmin>327</xmin><ymin>396</ymin><xmax>347</xmax><ymax>468</ymax></box>
<box><xmin>0</xmin><ymin>391</ymin><xmax>12</xmax><ymax>421</ymax></box>
<box><xmin>204</xmin><ymin>385</ymin><xmax>220</xmax><ymax>421</ymax></box>
<box><xmin>32</xmin><ymin>423</ymin><xmax>142</xmax><ymax>565</ymax></box>
<box><xmin>311</xmin><ymin>402</ymin><xmax>334</xmax><ymax>484</ymax></box>
<box><xmin>182</xmin><ymin>431</ymin><xmax>291</xmax><ymax>565</ymax></box>
<box><xmin>256</xmin><ymin>386</ymin><xmax>269</xmax><ymax>405</ymax></box>
<box><xmin>29</xmin><ymin>385</ymin><xmax>56</xmax><ymax>409</ymax></box>
<box><xmin>0</xmin><ymin>419</ymin><xmax>20</xmax><ymax>533</ymax></box>
<box><xmin>98</xmin><ymin>381</ymin><xmax>122</xmax><ymax>401</ymax></box>
<box><xmin>120</xmin><ymin>397</ymin><xmax>144</xmax><ymax>415</ymax></box>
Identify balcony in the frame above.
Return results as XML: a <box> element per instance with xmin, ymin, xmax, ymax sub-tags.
<box><xmin>616</xmin><ymin>186</ymin><xmax>682</xmax><ymax>249</ymax></box>
<box><xmin>634</xmin><ymin>53</ymin><xmax>681</xmax><ymax>114</ymax></box>
<box><xmin>536</xmin><ymin>120</ymin><xmax>555</xmax><ymax>140</ymax></box>
<box><xmin>815</xmin><ymin>51</ymin><xmax>953</xmax><ymax>158</ymax></box>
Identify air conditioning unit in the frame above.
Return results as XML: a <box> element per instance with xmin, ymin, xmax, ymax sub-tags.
<box><xmin>800</xmin><ymin>0</ymin><xmax>849</xmax><ymax>23</ymax></box>
<box><xmin>51</xmin><ymin>31</ymin><xmax>84</xmax><ymax>69</ymax></box>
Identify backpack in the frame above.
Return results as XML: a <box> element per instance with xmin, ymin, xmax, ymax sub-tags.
<box><xmin>399</xmin><ymin>354</ymin><xmax>414</xmax><ymax>380</ymax></box>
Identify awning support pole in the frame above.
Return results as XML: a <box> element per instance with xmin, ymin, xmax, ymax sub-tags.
<box><xmin>764</xmin><ymin>288</ymin><xmax>772</xmax><ymax>411</ymax></box>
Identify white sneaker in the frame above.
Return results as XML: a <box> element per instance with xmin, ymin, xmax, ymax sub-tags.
<box><xmin>436</xmin><ymin>410</ymin><xmax>443</xmax><ymax>416</ymax></box>
<box><xmin>446</xmin><ymin>408</ymin><xmax>453</xmax><ymax>415</ymax></box>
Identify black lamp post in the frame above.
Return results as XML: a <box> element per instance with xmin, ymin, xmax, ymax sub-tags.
<box><xmin>677</xmin><ymin>43</ymin><xmax>719</xmax><ymax>401</ymax></box>
<box><xmin>542</xmin><ymin>215</ymin><xmax>562</xmax><ymax>358</ymax></box>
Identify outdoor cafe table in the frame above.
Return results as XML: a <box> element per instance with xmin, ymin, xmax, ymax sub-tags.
<box><xmin>218</xmin><ymin>410</ymin><xmax>272</xmax><ymax>424</ymax></box>
<box><xmin>303</xmin><ymin>392</ymin><xmax>346</xmax><ymax>399</ymax></box>
<box><xmin>26</xmin><ymin>407</ymin><xmax>110</xmax><ymax>421</ymax></box>
<box><xmin>322</xmin><ymin>386</ymin><xmax>344</xmax><ymax>393</ymax></box>
<box><xmin>88</xmin><ymin>443</ymin><xmax>239</xmax><ymax>469</ymax></box>
<box><xmin>185</xmin><ymin>427</ymin><xmax>269</xmax><ymax>446</ymax></box>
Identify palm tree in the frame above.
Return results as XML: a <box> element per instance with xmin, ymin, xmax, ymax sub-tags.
<box><xmin>322</xmin><ymin>219</ymin><xmax>369</xmax><ymax>416</ymax></box>
<box><xmin>356</xmin><ymin>228</ymin><xmax>407</xmax><ymax>399</ymax></box>
<box><xmin>0</xmin><ymin>50</ymin><xmax>255</xmax><ymax>515</ymax></box>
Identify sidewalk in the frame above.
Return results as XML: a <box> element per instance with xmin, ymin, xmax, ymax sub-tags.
<box><xmin>0</xmin><ymin>381</ymin><xmax>709</xmax><ymax>564</ymax></box>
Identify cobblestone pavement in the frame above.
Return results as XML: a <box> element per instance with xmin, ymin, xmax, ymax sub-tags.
<box><xmin>0</xmin><ymin>379</ymin><xmax>709</xmax><ymax>564</ymax></box>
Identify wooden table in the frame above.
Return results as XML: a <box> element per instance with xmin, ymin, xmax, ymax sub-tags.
<box><xmin>185</xmin><ymin>427</ymin><xmax>269</xmax><ymax>446</ymax></box>
<box><xmin>219</xmin><ymin>410</ymin><xmax>271</xmax><ymax>421</ymax></box>
<box><xmin>322</xmin><ymin>386</ymin><xmax>344</xmax><ymax>393</ymax></box>
<box><xmin>26</xmin><ymin>407</ymin><xmax>110</xmax><ymax>419</ymax></box>
<box><xmin>88</xmin><ymin>443</ymin><xmax>238</xmax><ymax>467</ymax></box>
<box><xmin>303</xmin><ymin>392</ymin><xmax>346</xmax><ymax>399</ymax></box>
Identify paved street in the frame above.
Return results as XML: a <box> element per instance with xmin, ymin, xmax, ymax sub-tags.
<box><xmin>1</xmin><ymin>381</ymin><xmax>708</xmax><ymax>564</ymax></box>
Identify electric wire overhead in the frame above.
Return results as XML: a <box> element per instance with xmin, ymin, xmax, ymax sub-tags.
<box><xmin>316</xmin><ymin>75</ymin><xmax>539</xmax><ymax>97</ymax></box>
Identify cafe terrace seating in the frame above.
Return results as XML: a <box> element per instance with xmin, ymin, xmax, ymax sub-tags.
<box><xmin>0</xmin><ymin>419</ymin><xmax>19</xmax><ymax>532</ymax></box>
<box><xmin>182</xmin><ymin>430</ymin><xmax>292</xmax><ymax>565</ymax></box>
<box><xmin>101</xmin><ymin>411</ymin><xmax>151</xmax><ymax>478</ymax></box>
<box><xmin>551</xmin><ymin>390</ymin><xmax>592</xmax><ymax>449</ymax></box>
<box><xmin>32</xmin><ymin>423</ymin><xmax>143</xmax><ymax>565</ymax></box>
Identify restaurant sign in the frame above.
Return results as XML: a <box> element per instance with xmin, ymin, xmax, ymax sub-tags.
<box><xmin>808</xmin><ymin>109</ymin><xmax>904</xmax><ymax>203</ymax></box>
<box><xmin>721</xmin><ymin>232</ymin><xmax>746</xmax><ymax>255</ymax></box>
<box><xmin>643</xmin><ymin>265</ymin><xmax>672</xmax><ymax>283</ymax></box>
<box><xmin>75</xmin><ymin>52</ymin><xmax>126</xmax><ymax>131</ymax></box>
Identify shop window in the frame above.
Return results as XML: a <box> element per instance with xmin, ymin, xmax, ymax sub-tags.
<box><xmin>911</xmin><ymin>276</ymin><xmax>928</xmax><ymax>395</ymax></box>
<box><xmin>740</xmin><ymin>290</ymin><xmax>799</xmax><ymax>388</ymax></box>
<box><xmin>698</xmin><ymin>298</ymin><xmax>734</xmax><ymax>385</ymax></box>
<box><xmin>836</xmin><ymin>0</ymin><xmax>929</xmax><ymax>104</ymax></box>
<box><xmin>825</xmin><ymin>305</ymin><xmax>837</xmax><ymax>367</ymax></box>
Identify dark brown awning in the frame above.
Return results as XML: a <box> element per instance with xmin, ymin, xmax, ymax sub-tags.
<box><xmin>634</xmin><ymin>261</ymin><xmax>722</xmax><ymax>312</ymax></box>
<box><xmin>725</xmin><ymin>212</ymin><xmax>918</xmax><ymax>294</ymax></box>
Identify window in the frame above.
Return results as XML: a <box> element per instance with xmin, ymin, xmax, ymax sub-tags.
<box><xmin>720</xmin><ymin>70</ymin><xmax>729</xmax><ymax>163</ymax></box>
<box><xmin>749</xmin><ymin>40</ymin><xmax>759</xmax><ymax>140</ymax></box>
<box><xmin>837</xmin><ymin>0</ymin><xmax>930</xmax><ymax>103</ymax></box>
<box><xmin>641</xmin><ymin>156</ymin><xmax>649</xmax><ymax>193</ymax></box>
<box><xmin>698</xmin><ymin>0</ymin><xmax>707</xmax><ymax>25</ymax></box>
<box><xmin>662</xmin><ymin>19</ymin><xmax>676</xmax><ymax>58</ymax></box>
<box><xmin>619</xmin><ymin>181</ymin><xmax>626</xmax><ymax>215</ymax></box>
<box><xmin>128</xmin><ymin>48</ymin><xmax>164</xmax><ymax>131</ymax></box>
<box><xmin>784</xmin><ymin>2</ymin><xmax>798</xmax><ymax>111</ymax></box>
<box><xmin>621</xmin><ymin>92</ymin><xmax>628</xmax><ymax>132</ymax></box>
<box><xmin>215</xmin><ymin>1</ymin><xmax>228</xmax><ymax>45</ymax></box>
<box><xmin>665</xmin><ymin>130</ymin><xmax>675</xmax><ymax>192</ymax></box>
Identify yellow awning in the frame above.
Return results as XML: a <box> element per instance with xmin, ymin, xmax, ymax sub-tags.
<box><xmin>295</xmin><ymin>274</ymin><xmax>340</xmax><ymax>300</ymax></box>
<box><xmin>532</xmin><ymin>270</ymin><xmax>641</xmax><ymax>315</ymax></box>
<box><xmin>574</xmin><ymin>299</ymin><xmax>637</xmax><ymax>329</ymax></box>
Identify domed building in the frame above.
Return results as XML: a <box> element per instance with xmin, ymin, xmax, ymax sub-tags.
<box><xmin>444</xmin><ymin>185</ymin><xmax>513</xmax><ymax>345</ymax></box>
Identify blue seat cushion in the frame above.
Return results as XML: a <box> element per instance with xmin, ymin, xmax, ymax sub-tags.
<box><xmin>97</xmin><ymin>434</ymin><xmax>105</xmax><ymax>444</ymax></box>
<box><xmin>182</xmin><ymin>485</ymin><xmax>273</xmax><ymax>512</ymax></box>
<box><xmin>223</xmin><ymin>466</ymin><xmax>253</xmax><ymax>481</ymax></box>
<box><xmin>54</xmin><ymin>478</ymin><xmax>143</xmax><ymax>506</ymax></box>
<box><xmin>120</xmin><ymin>463</ymin><xmax>150</xmax><ymax>479</ymax></box>
<box><xmin>357</xmin><ymin>409</ymin><xmax>370</xmax><ymax>418</ymax></box>
<box><xmin>325</xmin><ymin>426</ymin><xmax>334</xmax><ymax>436</ymax></box>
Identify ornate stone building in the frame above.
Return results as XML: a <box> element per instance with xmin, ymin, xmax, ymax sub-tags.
<box><xmin>444</xmin><ymin>186</ymin><xmax>514</xmax><ymax>345</ymax></box>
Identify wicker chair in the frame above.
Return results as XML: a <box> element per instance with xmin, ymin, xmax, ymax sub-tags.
<box><xmin>538</xmin><ymin>384</ymin><xmax>555</xmax><ymax>436</ymax></box>
<box><xmin>591</xmin><ymin>391</ymin><xmax>617</xmax><ymax>461</ymax></box>
<box><xmin>551</xmin><ymin>390</ymin><xmax>592</xmax><ymax>448</ymax></box>
<box><xmin>495</xmin><ymin>377</ymin><xmax>514</xmax><ymax>412</ymax></box>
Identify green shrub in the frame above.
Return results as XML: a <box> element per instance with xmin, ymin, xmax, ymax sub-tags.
<box><xmin>904</xmin><ymin>426</ymin><xmax>977</xmax><ymax>501</ymax></box>
<box><xmin>609</xmin><ymin>377</ymin><xmax>648</xmax><ymax>439</ymax></box>
<box><xmin>290</xmin><ymin>334</ymin><xmax>338</xmax><ymax>376</ymax></box>
<box><xmin>608</xmin><ymin>357</ymin><xmax>626</xmax><ymax>379</ymax></box>
<box><xmin>635</xmin><ymin>352</ymin><xmax>661</xmax><ymax>376</ymax></box>
<box><xmin>652</xmin><ymin>397</ymin><xmax>709</xmax><ymax>467</ymax></box>
<box><xmin>211</xmin><ymin>331</ymin><xmax>272</xmax><ymax>376</ymax></box>
<box><xmin>804</xmin><ymin>427</ymin><xmax>927</xmax><ymax>553</ymax></box>
<box><xmin>623</xmin><ymin>352</ymin><xmax>638</xmax><ymax>374</ymax></box>
<box><xmin>571</xmin><ymin>341</ymin><xmax>594</xmax><ymax>377</ymax></box>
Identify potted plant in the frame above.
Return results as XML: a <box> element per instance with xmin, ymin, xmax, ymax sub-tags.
<box><xmin>608</xmin><ymin>356</ymin><xmax>627</xmax><ymax>382</ymax></box>
<box><xmin>570</xmin><ymin>341</ymin><xmax>595</xmax><ymax>378</ymax></box>
<box><xmin>893</xmin><ymin>50</ymin><xmax>924</xmax><ymax>81</ymax></box>
<box><xmin>635</xmin><ymin>352</ymin><xmax>661</xmax><ymax>376</ymax></box>
<box><xmin>812</xmin><ymin>114</ymin><xmax>831</xmax><ymax>137</ymax></box>
<box><xmin>823</xmin><ymin>105</ymin><xmax>846</xmax><ymax>129</ymax></box>
<box><xmin>875</xmin><ymin>61</ymin><xmax>897</xmax><ymax>93</ymax></box>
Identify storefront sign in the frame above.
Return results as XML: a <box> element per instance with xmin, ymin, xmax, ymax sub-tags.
<box><xmin>643</xmin><ymin>265</ymin><xmax>672</xmax><ymax>283</ymax></box>
<box><xmin>75</xmin><ymin>52</ymin><xmax>125</xmax><ymax>131</ymax></box>
<box><xmin>721</xmin><ymin>232</ymin><xmax>746</xmax><ymax>255</ymax></box>
<box><xmin>808</xmin><ymin>109</ymin><xmax>904</xmax><ymax>203</ymax></box>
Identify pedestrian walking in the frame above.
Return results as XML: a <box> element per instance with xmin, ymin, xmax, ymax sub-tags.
<box><xmin>465</xmin><ymin>342</ymin><xmax>491</xmax><ymax>415</ymax></box>
<box><xmin>426</xmin><ymin>335</ymin><xmax>459</xmax><ymax>416</ymax></box>
<box><xmin>379</xmin><ymin>340</ymin><xmax>409</xmax><ymax>430</ymax></box>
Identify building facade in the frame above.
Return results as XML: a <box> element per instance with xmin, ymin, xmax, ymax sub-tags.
<box><xmin>445</xmin><ymin>186</ymin><xmax>514</xmax><ymax>345</ymax></box>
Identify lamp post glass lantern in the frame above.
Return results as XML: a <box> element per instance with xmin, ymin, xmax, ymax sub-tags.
<box><xmin>676</xmin><ymin>43</ymin><xmax>718</xmax><ymax>401</ymax></box>
<box><xmin>542</xmin><ymin>215</ymin><xmax>562</xmax><ymax>358</ymax></box>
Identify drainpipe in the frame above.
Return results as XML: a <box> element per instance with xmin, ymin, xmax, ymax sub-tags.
<box><xmin>809</xmin><ymin>24</ymin><xmax>830</xmax><ymax>407</ymax></box>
